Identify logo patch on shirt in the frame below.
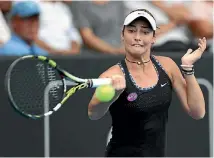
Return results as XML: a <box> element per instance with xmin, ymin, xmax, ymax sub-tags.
<box><xmin>161</xmin><ymin>82</ymin><xmax>168</xmax><ymax>87</ymax></box>
<box><xmin>127</xmin><ymin>92</ymin><xmax>138</xmax><ymax>102</ymax></box>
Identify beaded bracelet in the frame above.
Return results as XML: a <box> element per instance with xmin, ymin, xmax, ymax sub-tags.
<box><xmin>181</xmin><ymin>67</ymin><xmax>194</xmax><ymax>75</ymax></box>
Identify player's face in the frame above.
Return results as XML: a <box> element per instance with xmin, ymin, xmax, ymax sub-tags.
<box><xmin>122</xmin><ymin>18</ymin><xmax>155</xmax><ymax>58</ymax></box>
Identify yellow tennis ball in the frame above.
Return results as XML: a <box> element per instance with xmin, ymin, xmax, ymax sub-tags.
<box><xmin>95</xmin><ymin>85</ymin><xmax>115</xmax><ymax>102</ymax></box>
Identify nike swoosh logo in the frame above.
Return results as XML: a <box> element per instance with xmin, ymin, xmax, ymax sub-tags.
<box><xmin>161</xmin><ymin>83</ymin><xmax>168</xmax><ymax>87</ymax></box>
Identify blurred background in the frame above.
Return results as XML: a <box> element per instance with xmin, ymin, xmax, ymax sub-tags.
<box><xmin>0</xmin><ymin>0</ymin><xmax>213</xmax><ymax>157</ymax></box>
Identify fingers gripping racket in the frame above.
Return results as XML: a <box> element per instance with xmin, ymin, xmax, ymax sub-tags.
<box><xmin>5</xmin><ymin>55</ymin><xmax>111</xmax><ymax>119</ymax></box>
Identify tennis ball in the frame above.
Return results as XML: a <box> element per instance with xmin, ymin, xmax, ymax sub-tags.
<box><xmin>95</xmin><ymin>85</ymin><xmax>115</xmax><ymax>102</ymax></box>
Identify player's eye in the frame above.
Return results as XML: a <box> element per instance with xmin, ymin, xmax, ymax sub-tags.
<box><xmin>128</xmin><ymin>29</ymin><xmax>135</xmax><ymax>33</ymax></box>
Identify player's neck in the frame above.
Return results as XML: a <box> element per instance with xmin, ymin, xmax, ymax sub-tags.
<box><xmin>125</xmin><ymin>53</ymin><xmax>151</xmax><ymax>65</ymax></box>
<box><xmin>125</xmin><ymin>53</ymin><xmax>152</xmax><ymax>71</ymax></box>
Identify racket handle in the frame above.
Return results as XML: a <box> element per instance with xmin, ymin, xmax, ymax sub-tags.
<box><xmin>91</xmin><ymin>78</ymin><xmax>112</xmax><ymax>88</ymax></box>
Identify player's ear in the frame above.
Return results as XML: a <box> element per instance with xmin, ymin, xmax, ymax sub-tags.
<box><xmin>121</xmin><ymin>26</ymin><xmax>124</xmax><ymax>41</ymax></box>
<box><xmin>121</xmin><ymin>33</ymin><xmax>124</xmax><ymax>41</ymax></box>
<box><xmin>151</xmin><ymin>32</ymin><xmax>156</xmax><ymax>45</ymax></box>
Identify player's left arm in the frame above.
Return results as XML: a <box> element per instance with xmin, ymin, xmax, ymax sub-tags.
<box><xmin>156</xmin><ymin>38</ymin><xmax>206</xmax><ymax>119</ymax></box>
<box><xmin>169</xmin><ymin>38</ymin><xmax>207</xmax><ymax>119</ymax></box>
<box><xmin>168</xmin><ymin>58</ymin><xmax>205</xmax><ymax>120</ymax></box>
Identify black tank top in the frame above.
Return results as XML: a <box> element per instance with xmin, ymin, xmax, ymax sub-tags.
<box><xmin>105</xmin><ymin>56</ymin><xmax>172</xmax><ymax>157</ymax></box>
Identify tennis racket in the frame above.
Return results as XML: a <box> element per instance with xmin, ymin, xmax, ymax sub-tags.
<box><xmin>5</xmin><ymin>55</ymin><xmax>112</xmax><ymax>119</ymax></box>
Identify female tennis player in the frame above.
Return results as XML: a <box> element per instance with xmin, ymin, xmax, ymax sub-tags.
<box><xmin>88</xmin><ymin>9</ymin><xmax>206</xmax><ymax>157</ymax></box>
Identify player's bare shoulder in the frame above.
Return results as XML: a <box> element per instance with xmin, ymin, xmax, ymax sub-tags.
<box><xmin>154</xmin><ymin>55</ymin><xmax>174</xmax><ymax>65</ymax></box>
<box><xmin>99</xmin><ymin>64</ymin><xmax>124</xmax><ymax>78</ymax></box>
<box><xmin>154</xmin><ymin>55</ymin><xmax>177</xmax><ymax>69</ymax></box>
<box><xmin>153</xmin><ymin>55</ymin><xmax>178</xmax><ymax>80</ymax></box>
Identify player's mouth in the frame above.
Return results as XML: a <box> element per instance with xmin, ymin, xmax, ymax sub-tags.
<box><xmin>132</xmin><ymin>44</ymin><xmax>143</xmax><ymax>47</ymax></box>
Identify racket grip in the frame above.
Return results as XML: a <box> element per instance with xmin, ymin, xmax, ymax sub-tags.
<box><xmin>91</xmin><ymin>78</ymin><xmax>112</xmax><ymax>88</ymax></box>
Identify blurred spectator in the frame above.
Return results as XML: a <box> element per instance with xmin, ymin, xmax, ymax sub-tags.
<box><xmin>37</xmin><ymin>1</ymin><xmax>81</xmax><ymax>55</ymax></box>
<box><xmin>0</xmin><ymin>1</ymin><xmax>11</xmax><ymax>45</ymax></box>
<box><xmin>185</xmin><ymin>1</ymin><xmax>213</xmax><ymax>52</ymax></box>
<box><xmin>0</xmin><ymin>1</ymin><xmax>12</xmax><ymax>22</ymax></box>
<box><xmin>69</xmin><ymin>1</ymin><xmax>126</xmax><ymax>55</ymax></box>
<box><xmin>124</xmin><ymin>1</ymin><xmax>192</xmax><ymax>52</ymax></box>
<box><xmin>0</xmin><ymin>10</ymin><xmax>10</xmax><ymax>45</ymax></box>
<box><xmin>0</xmin><ymin>1</ymin><xmax>48</xmax><ymax>56</ymax></box>
<box><xmin>151</xmin><ymin>1</ymin><xmax>213</xmax><ymax>52</ymax></box>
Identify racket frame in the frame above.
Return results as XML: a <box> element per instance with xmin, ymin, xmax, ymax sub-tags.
<box><xmin>5</xmin><ymin>55</ymin><xmax>111</xmax><ymax>119</ymax></box>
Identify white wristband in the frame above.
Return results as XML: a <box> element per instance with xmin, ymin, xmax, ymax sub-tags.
<box><xmin>180</xmin><ymin>64</ymin><xmax>194</xmax><ymax>68</ymax></box>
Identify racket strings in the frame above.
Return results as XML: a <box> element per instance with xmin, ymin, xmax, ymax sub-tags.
<box><xmin>47</xmin><ymin>67</ymin><xmax>59</xmax><ymax>100</ymax></box>
<box><xmin>8</xmin><ymin>59</ymin><xmax>64</xmax><ymax>116</ymax></box>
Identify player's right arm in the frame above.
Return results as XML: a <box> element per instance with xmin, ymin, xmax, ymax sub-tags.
<box><xmin>88</xmin><ymin>65</ymin><xmax>126</xmax><ymax>120</ymax></box>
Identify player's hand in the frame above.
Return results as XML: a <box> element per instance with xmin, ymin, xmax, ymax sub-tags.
<box><xmin>181</xmin><ymin>37</ymin><xmax>207</xmax><ymax>65</ymax></box>
<box><xmin>110</xmin><ymin>75</ymin><xmax>126</xmax><ymax>90</ymax></box>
